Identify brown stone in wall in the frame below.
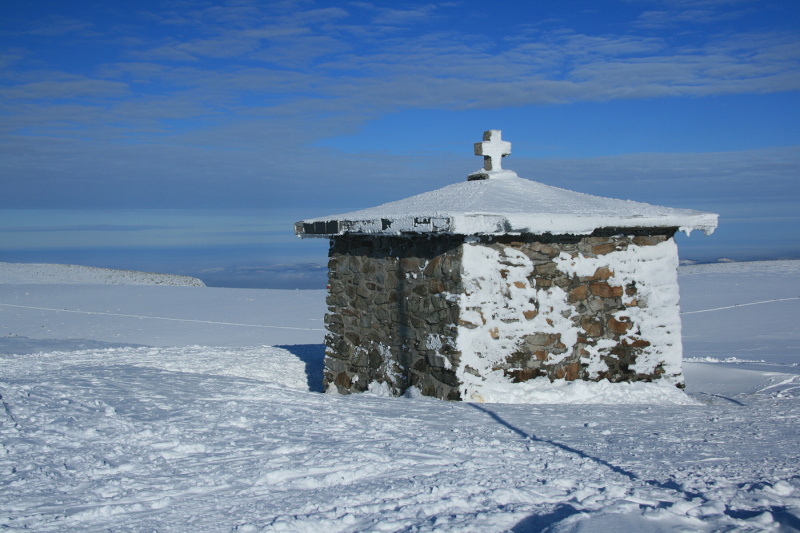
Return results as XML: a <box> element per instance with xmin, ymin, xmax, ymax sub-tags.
<box><xmin>592</xmin><ymin>267</ymin><xmax>613</xmax><ymax>280</ymax></box>
<box><xmin>591</xmin><ymin>242</ymin><xmax>617</xmax><ymax>255</ymax></box>
<box><xmin>554</xmin><ymin>363</ymin><xmax>581</xmax><ymax>380</ymax></box>
<box><xmin>568</xmin><ymin>284</ymin><xmax>588</xmax><ymax>302</ymax></box>
<box><xmin>334</xmin><ymin>371</ymin><xmax>351</xmax><ymax>389</ymax></box>
<box><xmin>506</xmin><ymin>368</ymin><xmax>542</xmax><ymax>383</ymax></box>
<box><xmin>429</xmin><ymin>279</ymin><xmax>446</xmax><ymax>293</ymax></box>
<box><xmin>565</xmin><ymin>362</ymin><xmax>580</xmax><ymax>381</ymax></box>
<box><xmin>399</xmin><ymin>257</ymin><xmax>420</xmax><ymax>272</ymax></box>
<box><xmin>607</xmin><ymin>317</ymin><xmax>632</xmax><ymax>334</ymax></box>
<box><xmin>527</xmin><ymin>242</ymin><xmax>560</xmax><ymax>257</ymax></box>
<box><xmin>622</xmin><ymin>338</ymin><xmax>651</xmax><ymax>348</ymax></box>
<box><xmin>581</xmin><ymin>316</ymin><xmax>604</xmax><ymax>337</ymax></box>
<box><xmin>633</xmin><ymin>235</ymin><xmax>667</xmax><ymax>247</ymax></box>
<box><xmin>589</xmin><ymin>282</ymin><xmax>624</xmax><ymax>298</ymax></box>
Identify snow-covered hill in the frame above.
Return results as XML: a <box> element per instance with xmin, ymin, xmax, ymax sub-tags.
<box><xmin>680</xmin><ymin>258</ymin><xmax>800</xmax><ymax>275</ymax></box>
<box><xmin>0</xmin><ymin>262</ymin><xmax>205</xmax><ymax>286</ymax></box>
<box><xmin>0</xmin><ymin>261</ymin><xmax>798</xmax><ymax>532</ymax></box>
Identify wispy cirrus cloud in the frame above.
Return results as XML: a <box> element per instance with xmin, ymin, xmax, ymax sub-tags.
<box><xmin>629</xmin><ymin>0</ymin><xmax>757</xmax><ymax>27</ymax></box>
<box><xmin>0</xmin><ymin>73</ymin><xmax>129</xmax><ymax>101</ymax></box>
<box><xmin>1</xmin><ymin>0</ymin><xmax>798</xmax><ymax>216</ymax></box>
<box><xmin>350</xmin><ymin>2</ymin><xmax>444</xmax><ymax>26</ymax></box>
<box><xmin>9</xmin><ymin>224</ymin><xmax>177</xmax><ymax>233</ymax></box>
<box><xmin>3</xmin><ymin>1</ymin><xmax>798</xmax><ymax>135</ymax></box>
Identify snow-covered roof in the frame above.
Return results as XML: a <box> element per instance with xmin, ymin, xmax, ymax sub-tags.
<box><xmin>296</xmin><ymin>130</ymin><xmax>718</xmax><ymax>238</ymax></box>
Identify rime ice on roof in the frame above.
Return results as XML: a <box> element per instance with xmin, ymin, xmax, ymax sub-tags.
<box><xmin>295</xmin><ymin>130</ymin><xmax>718</xmax><ymax>238</ymax></box>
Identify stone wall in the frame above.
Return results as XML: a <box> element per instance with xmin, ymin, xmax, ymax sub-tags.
<box><xmin>324</xmin><ymin>235</ymin><xmax>463</xmax><ymax>399</ymax></box>
<box><xmin>325</xmin><ymin>229</ymin><xmax>682</xmax><ymax>402</ymax></box>
<box><xmin>455</xmin><ymin>230</ymin><xmax>682</xmax><ymax>402</ymax></box>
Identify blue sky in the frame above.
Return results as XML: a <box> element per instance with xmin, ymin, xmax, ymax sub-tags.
<box><xmin>1</xmin><ymin>0</ymin><xmax>798</xmax><ymax>288</ymax></box>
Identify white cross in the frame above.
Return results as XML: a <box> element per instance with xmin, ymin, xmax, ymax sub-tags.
<box><xmin>474</xmin><ymin>130</ymin><xmax>511</xmax><ymax>171</ymax></box>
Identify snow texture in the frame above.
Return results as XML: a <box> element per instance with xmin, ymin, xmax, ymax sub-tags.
<box><xmin>1</xmin><ymin>261</ymin><xmax>799</xmax><ymax>532</ymax></box>
<box><xmin>297</xmin><ymin>172</ymin><xmax>718</xmax><ymax>237</ymax></box>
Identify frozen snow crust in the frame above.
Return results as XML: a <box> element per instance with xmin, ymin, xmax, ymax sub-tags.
<box><xmin>1</xmin><ymin>261</ymin><xmax>799</xmax><ymax>532</ymax></box>
<box><xmin>296</xmin><ymin>172</ymin><xmax>718</xmax><ymax>237</ymax></box>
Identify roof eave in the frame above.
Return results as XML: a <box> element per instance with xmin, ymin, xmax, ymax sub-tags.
<box><xmin>294</xmin><ymin>212</ymin><xmax>719</xmax><ymax>238</ymax></box>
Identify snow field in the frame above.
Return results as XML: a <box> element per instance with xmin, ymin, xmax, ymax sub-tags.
<box><xmin>2</xmin><ymin>352</ymin><xmax>798</xmax><ymax>532</ymax></box>
<box><xmin>680</xmin><ymin>260</ymin><xmax>800</xmax><ymax>366</ymax></box>
<box><xmin>0</xmin><ymin>283</ymin><xmax>327</xmax><ymax>349</ymax></box>
<box><xmin>1</xmin><ymin>261</ymin><xmax>799</xmax><ymax>531</ymax></box>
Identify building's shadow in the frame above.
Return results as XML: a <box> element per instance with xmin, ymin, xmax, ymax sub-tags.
<box><xmin>276</xmin><ymin>344</ymin><xmax>326</xmax><ymax>392</ymax></box>
<box><xmin>467</xmin><ymin>404</ymin><xmax>787</xmax><ymax>532</ymax></box>
<box><xmin>509</xmin><ymin>504</ymin><xmax>580</xmax><ymax>532</ymax></box>
<box><xmin>470</xmin><ymin>403</ymin><xmax>641</xmax><ymax>480</ymax></box>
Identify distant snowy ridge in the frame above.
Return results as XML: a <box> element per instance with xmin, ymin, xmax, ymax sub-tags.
<box><xmin>0</xmin><ymin>262</ymin><xmax>205</xmax><ymax>286</ymax></box>
<box><xmin>679</xmin><ymin>258</ymin><xmax>800</xmax><ymax>275</ymax></box>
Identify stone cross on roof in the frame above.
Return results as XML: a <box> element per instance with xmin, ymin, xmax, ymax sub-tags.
<box><xmin>474</xmin><ymin>129</ymin><xmax>511</xmax><ymax>171</ymax></box>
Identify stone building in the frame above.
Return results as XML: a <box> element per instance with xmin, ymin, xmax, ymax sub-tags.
<box><xmin>295</xmin><ymin>130</ymin><xmax>718</xmax><ymax>402</ymax></box>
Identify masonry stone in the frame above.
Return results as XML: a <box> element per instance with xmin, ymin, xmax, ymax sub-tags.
<box><xmin>320</xmin><ymin>229</ymin><xmax>685</xmax><ymax>399</ymax></box>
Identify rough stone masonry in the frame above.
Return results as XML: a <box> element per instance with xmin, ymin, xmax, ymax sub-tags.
<box><xmin>324</xmin><ymin>230</ymin><xmax>679</xmax><ymax>401</ymax></box>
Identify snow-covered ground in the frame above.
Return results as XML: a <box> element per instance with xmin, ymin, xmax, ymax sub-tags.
<box><xmin>1</xmin><ymin>260</ymin><xmax>798</xmax><ymax>532</ymax></box>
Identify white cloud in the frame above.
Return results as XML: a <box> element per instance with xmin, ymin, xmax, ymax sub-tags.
<box><xmin>0</xmin><ymin>73</ymin><xmax>129</xmax><ymax>101</ymax></box>
<box><xmin>1</xmin><ymin>0</ymin><xmax>798</xmax><ymax>218</ymax></box>
<box><xmin>351</xmin><ymin>2</ymin><xmax>443</xmax><ymax>26</ymax></box>
<box><xmin>3</xmin><ymin>1</ymin><xmax>797</xmax><ymax>133</ymax></box>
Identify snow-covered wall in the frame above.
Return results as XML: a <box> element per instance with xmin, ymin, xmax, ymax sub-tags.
<box><xmin>456</xmin><ymin>234</ymin><xmax>683</xmax><ymax>403</ymax></box>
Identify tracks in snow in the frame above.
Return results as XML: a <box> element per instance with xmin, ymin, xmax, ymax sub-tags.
<box><xmin>0</xmin><ymin>303</ymin><xmax>324</xmax><ymax>332</ymax></box>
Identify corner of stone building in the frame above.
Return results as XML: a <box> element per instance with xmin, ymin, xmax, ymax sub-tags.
<box><xmin>322</xmin><ymin>234</ymin><xmax>466</xmax><ymax>400</ymax></box>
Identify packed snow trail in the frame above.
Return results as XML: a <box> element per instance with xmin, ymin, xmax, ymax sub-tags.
<box><xmin>680</xmin><ymin>296</ymin><xmax>800</xmax><ymax>315</ymax></box>
<box><xmin>0</xmin><ymin>283</ymin><xmax>327</xmax><ymax>347</ymax></box>
<box><xmin>679</xmin><ymin>261</ymin><xmax>800</xmax><ymax>366</ymax></box>
<box><xmin>0</xmin><ymin>302</ymin><xmax>325</xmax><ymax>332</ymax></box>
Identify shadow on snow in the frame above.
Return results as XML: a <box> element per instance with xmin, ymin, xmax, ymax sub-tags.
<box><xmin>277</xmin><ymin>344</ymin><xmax>326</xmax><ymax>393</ymax></box>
